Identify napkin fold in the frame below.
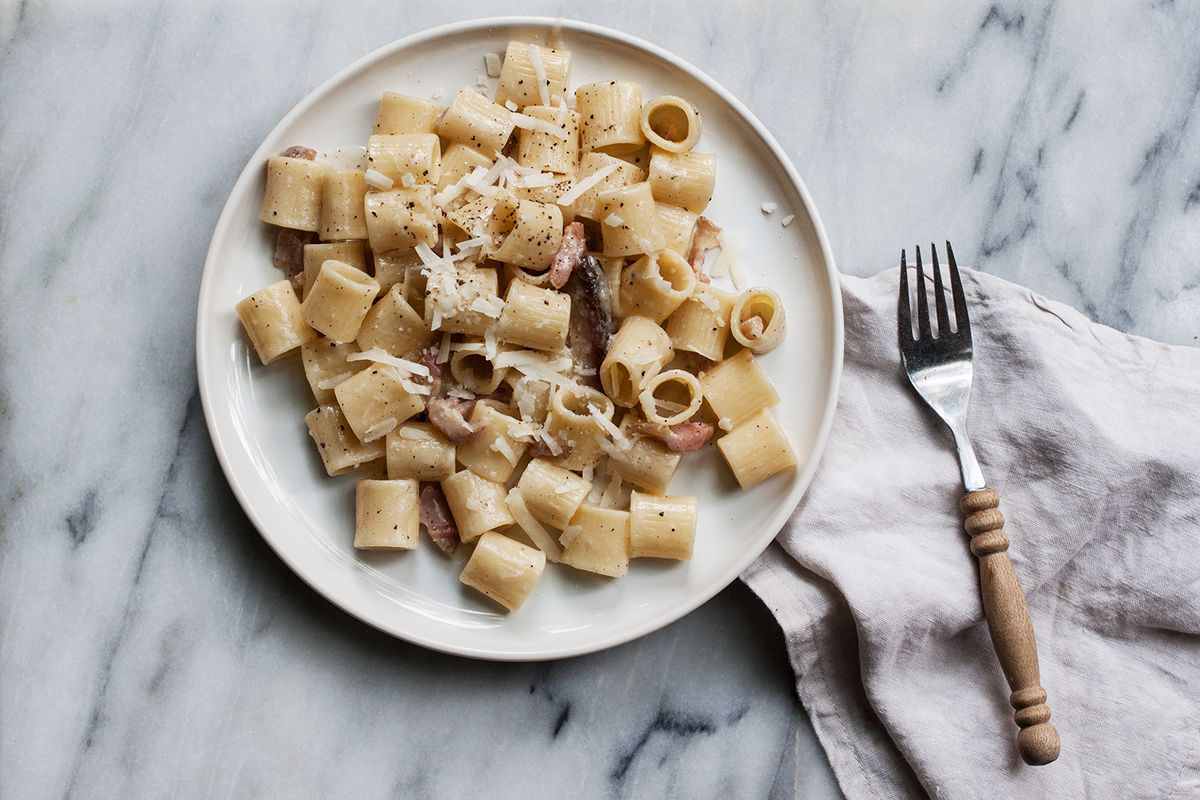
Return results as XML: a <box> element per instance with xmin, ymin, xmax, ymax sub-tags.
<box><xmin>743</xmin><ymin>268</ymin><xmax>1200</xmax><ymax>799</ymax></box>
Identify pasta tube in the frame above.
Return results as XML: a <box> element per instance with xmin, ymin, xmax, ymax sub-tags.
<box><xmin>638</xmin><ymin>369</ymin><xmax>703</xmax><ymax>427</ymax></box>
<box><xmin>303</xmin><ymin>241</ymin><xmax>367</xmax><ymax>296</ymax></box>
<box><xmin>386</xmin><ymin>422</ymin><xmax>455</xmax><ymax>481</ymax></box>
<box><xmin>437</xmin><ymin>88</ymin><xmax>515</xmax><ymax>155</ymax></box>
<box><xmin>560</xmin><ymin>505</ymin><xmax>630</xmax><ymax>577</ymax></box>
<box><xmin>300</xmin><ymin>338</ymin><xmax>364</xmax><ymax>404</ymax></box>
<box><xmin>516</xmin><ymin>458</ymin><xmax>591</xmax><ymax>529</ymax></box>
<box><xmin>441</xmin><ymin>470</ymin><xmax>514</xmax><ymax>543</ymax></box>
<box><xmin>354</xmin><ymin>479</ymin><xmax>420</xmax><ymax>549</ymax></box>
<box><xmin>699</xmin><ymin>349</ymin><xmax>780</xmax><ymax>427</ymax></box>
<box><xmin>494</xmin><ymin>280</ymin><xmax>570</xmax><ymax>352</ymax></box>
<box><xmin>729</xmin><ymin>288</ymin><xmax>786</xmax><ymax>354</ymax></box>
<box><xmin>356</xmin><ymin>283</ymin><xmax>434</xmax><ymax>358</ymax></box>
<box><xmin>497</xmin><ymin>41</ymin><xmax>572</xmax><ymax>108</ymax></box>
<box><xmin>640</xmin><ymin>96</ymin><xmax>702</xmax><ymax>154</ymax></box>
<box><xmin>716</xmin><ymin>409</ymin><xmax>797</xmax><ymax>488</ymax></box>
<box><xmin>366</xmin><ymin>133</ymin><xmax>441</xmax><ymax>185</ymax></box>
<box><xmin>365</xmin><ymin>186</ymin><xmax>438</xmax><ymax>252</ymax></box>
<box><xmin>629</xmin><ymin>491</ymin><xmax>697</xmax><ymax>560</ymax></box>
<box><xmin>333</xmin><ymin>363</ymin><xmax>425</xmax><ymax>442</ymax></box>
<box><xmin>455</xmin><ymin>403</ymin><xmax>529</xmax><ymax>483</ymax></box>
<box><xmin>374</xmin><ymin>92</ymin><xmax>442</xmax><ymax>135</ymax></box>
<box><xmin>515</xmin><ymin>105</ymin><xmax>580</xmax><ymax>174</ymax></box>
<box><xmin>544</xmin><ymin>384</ymin><xmax>615</xmax><ymax>470</ymax></box>
<box><xmin>236</xmin><ymin>280</ymin><xmax>316</xmax><ymax>364</ymax></box>
<box><xmin>568</xmin><ymin>152</ymin><xmax>645</xmax><ymax>220</ymax></box>
<box><xmin>596</xmin><ymin>182</ymin><xmax>664</xmax><ymax>257</ymax></box>
<box><xmin>459</xmin><ymin>531</ymin><xmax>546</xmax><ymax>611</ymax></box>
<box><xmin>305</xmin><ymin>404</ymin><xmax>385</xmax><ymax>476</ymax></box>
<box><xmin>665</xmin><ymin>284</ymin><xmax>735</xmax><ymax>361</ymax></box>
<box><xmin>600</xmin><ymin>316</ymin><xmax>674</xmax><ymax>407</ymax></box>
<box><xmin>319</xmin><ymin>169</ymin><xmax>368</xmax><ymax>241</ymax></box>
<box><xmin>620</xmin><ymin>250</ymin><xmax>696</xmax><ymax>322</ymax></box>
<box><xmin>576</xmin><ymin>81</ymin><xmax>646</xmax><ymax>154</ymax></box>
<box><xmin>301</xmin><ymin>260</ymin><xmax>380</xmax><ymax>343</ymax></box>
<box><xmin>647</xmin><ymin>149</ymin><xmax>715</xmax><ymax>213</ymax></box>
<box><xmin>260</xmin><ymin>155</ymin><xmax>328</xmax><ymax>231</ymax></box>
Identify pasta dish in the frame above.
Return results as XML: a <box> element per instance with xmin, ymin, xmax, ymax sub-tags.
<box><xmin>235</xmin><ymin>41</ymin><xmax>796</xmax><ymax>612</ymax></box>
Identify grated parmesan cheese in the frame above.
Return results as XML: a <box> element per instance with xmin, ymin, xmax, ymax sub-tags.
<box><xmin>400</xmin><ymin>378</ymin><xmax>432</xmax><ymax>396</ymax></box>
<box><xmin>399</xmin><ymin>426</ymin><xmax>433</xmax><ymax>440</ymax></box>
<box><xmin>364</xmin><ymin>168</ymin><xmax>394</xmax><ymax>190</ymax></box>
<box><xmin>527</xmin><ymin>44</ymin><xmax>551</xmax><ymax>107</ymax></box>
<box><xmin>599</xmin><ymin>470</ymin><xmax>623</xmax><ymax>508</ymax></box>
<box><xmin>603</xmin><ymin>213</ymin><xmax>625</xmax><ymax>227</ymax></box>
<box><xmin>512</xmin><ymin>111</ymin><xmax>569</xmax><ymax>140</ymax></box>
<box><xmin>315</xmin><ymin>371</ymin><xmax>354</xmax><ymax>391</ymax></box>
<box><xmin>504</xmin><ymin>99</ymin><xmax>519</xmax><ymax>111</ymax></box>
<box><xmin>538</xmin><ymin>429</ymin><xmax>563</xmax><ymax>456</ymax></box>
<box><xmin>507</xmin><ymin>488</ymin><xmax>563</xmax><ymax>561</ymax></box>
<box><xmin>590</xmin><ymin>407</ymin><xmax>632</xmax><ymax>450</ymax></box>
<box><xmin>470</xmin><ymin>296</ymin><xmax>505</xmax><ymax>319</ymax></box>
<box><xmin>362</xmin><ymin>418</ymin><xmax>397</xmax><ymax>441</ymax></box>
<box><xmin>556</xmin><ymin>162</ymin><xmax>619</xmax><ymax>205</ymax></box>
<box><xmin>582</xmin><ymin>463</ymin><xmax>595</xmax><ymax>483</ymax></box>
<box><xmin>781</xmin><ymin>214</ymin><xmax>795</xmax><ymax>227</ymax></box>
<box><xmin>446</xmin><ymin>386</ymin><xmax>476</xmax><ymax>400</ymax></box>
<box><xmin>347</xmin><ymin>348</ymin><xmax>431</xmax><ymax>377</ymax></box>
<box><xmin>484</xmin><ymin>52</ymin><xmax>502</xmax><ymax>78</ymax></box>
<box><xmin>484</xmin><ymin>325</ymin><xmax>499</xmax><ymax>361</ymax></box>
<box><xmin>437</xmin><ymin>332</ymin><xmax>453</xmax><ymax>364</ymax></box>
<box><xmin>718</xmin><ymin>416</ymin><xmax>734</xmax><ymax>432</ymax></box>
<box><xmin>559</xmin><ymin>524</ymin><xmax>584</xmax><ymax>548</ymax></box>
<box><xmin>400</xmin><ymin>172</ymin><xmax>416</xmax><ymax>188</ymax></box>
<box><xmin>760</xmin><ymin>201</ymin><xmax>778</xmax><ymax>214</ymax></box>
<box><xmin>491</xmin><ymin>436</ymin><xmax>518</xmax><ymax>465</ymax></box>
<box><xmin>517</xmin><ymin>172</ymin><xmax>557</xmax><ymax>189</ymax></box>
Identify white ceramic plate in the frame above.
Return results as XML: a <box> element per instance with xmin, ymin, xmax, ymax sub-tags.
<box><xmin>196</xmin><ymin>17</ymin><xmax>842</xmax><ymax>660</ymax></box>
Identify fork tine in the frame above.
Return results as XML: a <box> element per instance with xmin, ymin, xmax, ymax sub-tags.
<box><xmin>930</xmin><ymin>242</ymin><xmax>950</xmax><ymax>336</ymax></box>
<box><xmin>898</xmin><ymin>249</ymin><xmax>911</xmax><ymax>342</ymax></box>
<box><xmin>914</xmin><ymin>245</ymin><xmax>932</xmax><ymax>340</ymax></box>
<box><xmin>946</xmin><ymin>240</ymin><xmax>970</xmax><ymax>335</ymax></box>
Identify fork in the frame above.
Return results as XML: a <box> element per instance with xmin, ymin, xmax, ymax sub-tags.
<box><xmin>898</xmin><ymin>243</ymin><xmax>1061</xmax><ymax>766</ymax></box>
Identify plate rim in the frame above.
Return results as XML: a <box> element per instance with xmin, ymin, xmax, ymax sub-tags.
<box><xmin>195</xmin><ymin>15</ymin><xmax>844</xmax><ymax>661</ymax></box>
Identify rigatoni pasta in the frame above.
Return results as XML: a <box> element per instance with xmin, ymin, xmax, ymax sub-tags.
<box><xmin>374</xmin><ymin>92</ymin><xmax>442</xmax><ymax>135</ymax></box>
<box><xmin>648</xmin><ymin>149</ymin><xmax>715</xmax><ymax>213</ymax></box>
<box><xmin>354</xmin><ymin>479</ymin><xmax>420</xmax><ymax>549</ymax></box>
<box><xmin>730</xmin><ymin>288</ymin><xmax>786</xmax><ymax>354</ymax></box>
<box><xmin>302</xmin><ymin>260</ymin><xmax>380</xmax><ymax>342</ymax></box>
<box><xmin>236</xmin><ymin>280</ymin><xmax>316</xmax><ymax>364</ymax></box>
<box><xmin>576</xmin><ymin>81</ymin><xmax>646</xmax><ymax>155</ymax></box>
<box><xmin>640</xmin><ymin>96</ymin><xmax>701</xmax><ymax>154</ymax></box>
<box><xmin>237</xmin><ymin>46</ymin><xmax>797</xmax><ymax>614</ymax></box>
<box><xmin>260</xmin><ymin>155</ymin><xmax>328</xmax><ymax>231</ymax></box>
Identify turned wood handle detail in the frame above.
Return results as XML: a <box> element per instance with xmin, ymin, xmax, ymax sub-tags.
<box><xmin>961</xmin><ymin>488</ymin><xmax>1061</xmax><ymax>766</ymax></box>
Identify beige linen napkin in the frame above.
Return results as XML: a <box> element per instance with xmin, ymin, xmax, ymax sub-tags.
<box><xmin>743</xmin><ymin>268</ymin><xmax>1200</xmax><ymax>799</ymax></box>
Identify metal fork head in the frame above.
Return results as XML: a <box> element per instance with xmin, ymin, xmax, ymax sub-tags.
<box><xmin>898</xmin><ymin>242</ymin><xmax>984</xmax><ymax>489</ymax></box>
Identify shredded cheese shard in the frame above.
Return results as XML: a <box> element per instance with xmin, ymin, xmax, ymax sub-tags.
<box><xmin>528</xmin><ymin>44</ymin><xmax>551</xmax><ymax>107</ymax></box>
<box><xmin>346</xmin><ymin>348</ymin><xmax>431</xmax><ymax>377</ymax></box>
<box><xmin>512</xmin><ymin>112</ymin><xmax>569</xmax><ymax>140</ymax></box>
<box><xmin>507</xmin><ymin>488</ymin><xmax>563</xmax><ymax>561</ymax></box>
<box><xmin>781</xmin><ymin>214</ymin><xmax>795</xmax><ymax>227</ymax></box>
<box><xmin>315</xmin><ymin>372</ymin><xmax>354</xmax><ymax>391</ymax></box>
<box><xmin>590</xmin><ymin>407</ymin><xmax>632</xmax><ymax>450</ymax></box>
<box><xmin>364</xmin><ymin>169</ymin><xmax>394</xmax><ymax>190</ymax></box>
<box><xmin>491</xmin><ymin>436</ymin><xmax>518</xmax><ymax>466</ymax></box>
<box><xmin>557</xmin><ymin>162</ymin><xmax>619</xmax><ymax>206</ymax></box>
<box><xmin>362</xmin><ymin>418</ymin><xmax>398</xmax><ymax>441</ymax></box>
<box><xmin>437</xmin><ymin>333</ymin><xmax>453</xmax><ymax>364</ymax></box>
<box><xmin>504</xmin><ymin>99</ymin><xmax>519</xmax><ymax>111</ymax></box>
<box><xmin>760</xmin><ymin>201</ymin><xmax>778</xmax><ymax>214</ymax></box>
<box><xmin>484</xmin><ymin>52</ymin><xmax>502</xmax><ymax>78</ymax></box>
<box><xmin>603</xmin><ymin>213</ymin><xmax>625</xmax><ymax>227</ymax></box>
<box><xmin>538</xmin><ymin>429</ymin><xmax>563</xmax><ymax>456</ymax></box>
<box><xmin>559</xmin><ymin>524</ymin><xmax>584</xmax><ymax>548</ymax></box>
<box><xmin>400</xmin><ymin>172</ymin><xmax>417</xmax><ymax>188</ymax></box>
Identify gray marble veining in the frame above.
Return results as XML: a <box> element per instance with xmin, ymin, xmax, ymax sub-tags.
<box><xmin>2</xmin><ymin>1</ymin><xmax>1198</xmax><ymax>798</ymax></box>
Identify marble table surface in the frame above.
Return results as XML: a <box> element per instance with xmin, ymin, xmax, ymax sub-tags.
<box><xmin>3</xmin><ymin>1</ymin><xmax>1199</xmax><ymax>797</ymax></box>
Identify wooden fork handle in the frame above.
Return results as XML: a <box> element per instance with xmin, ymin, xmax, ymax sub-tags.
<box><xmin>961</xmin><ymin>488</ymin><xmax>1061</xmax><ymax>765</ymax></box>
